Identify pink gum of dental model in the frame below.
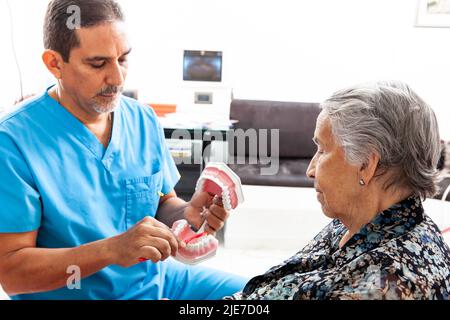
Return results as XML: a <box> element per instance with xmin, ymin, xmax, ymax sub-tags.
<box><xmin>195</xmin><ymin>162</ymin><xmax>244</xmax><ymax>211</ymax></box>
<box><xmin>171</xmin><ymin>219</ymin><xmax>219</xmax><ymax>264</ymax></box>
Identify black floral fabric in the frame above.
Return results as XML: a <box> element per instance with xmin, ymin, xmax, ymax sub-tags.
<box><xmin>228</xmin><ymin>195</ymin><xmax>450</xmax><ymax>300</ymax></box>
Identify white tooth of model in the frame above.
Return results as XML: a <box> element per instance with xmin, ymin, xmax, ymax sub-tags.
<box><xmin>174</xmin><ymin>222</ymin><xmax>186</xmax><ymax>236</ymax></box>
<box><xmin>198</xmin><ymin>240</ymin><xmax>206</xmax><ymax>254</ymax></box>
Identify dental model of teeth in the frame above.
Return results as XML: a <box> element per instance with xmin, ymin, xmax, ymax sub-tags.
<box><xmin>172</xmin><ymin>219</ymin><xmax>219</xmax><ymax>264</ymax></box>
<box><xmin>195</xmin><ymin>162</ymin><xmax>244</xmax><ymax>211</ymax></box>
<box><xmin>171</xmin><ymin>162</ymin><xmax>244</xmax><ymax>265</ymax></box>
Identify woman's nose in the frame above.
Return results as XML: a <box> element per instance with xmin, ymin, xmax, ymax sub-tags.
<box><xmin>306</xmin><ymin>158</ymin><xmax>316</xmax><ymax>179</ymax></box>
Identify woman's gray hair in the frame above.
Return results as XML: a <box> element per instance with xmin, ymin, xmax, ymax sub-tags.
<box><xmin>321</xmin><ymin>81</ymin><xmax>441</xmax><ymax>199</ymax></box>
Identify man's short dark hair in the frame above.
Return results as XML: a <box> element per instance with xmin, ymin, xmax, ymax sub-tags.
<box><xmin>44</xmin><ymin>0</ymin><xmax>124</xmax><ymax>62</ymax></box>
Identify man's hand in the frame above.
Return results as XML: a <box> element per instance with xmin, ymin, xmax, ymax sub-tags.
<box><xmin>184</xmin><ymin>191</ymin><xmax>230</xmax><ymax>235</ymax></box>
<box><xmin>109</xmin><ymin>216</ymin><xmax>185</xmax><ymax>268</ymax></box>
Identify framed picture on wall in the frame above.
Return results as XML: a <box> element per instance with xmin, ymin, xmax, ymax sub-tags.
<box><xmin>416</xmin><ymin>0</ymin><xmax>450</xmax><ymax>27</ymax></box>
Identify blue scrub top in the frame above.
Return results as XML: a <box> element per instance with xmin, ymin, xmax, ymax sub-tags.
<box><xmin>0</xmin><ymin>88</ymin><xmax>244</xmax><ymax>300</ymax></box>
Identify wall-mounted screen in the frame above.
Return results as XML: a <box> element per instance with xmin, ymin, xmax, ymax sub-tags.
<box><xmin>183</xmin><ymin>50</ymin><xmax>222</xmax><ymax>82</ymax></box>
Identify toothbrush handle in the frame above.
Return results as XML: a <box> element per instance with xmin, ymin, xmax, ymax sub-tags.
<box><xmin>196</xmin><ymin>206</ymin><xmax>209</xmax><ymax>234</ymax></box>
<box><xmin>197</xmin><ymin>219</ymin><xmax>208</xmax><ymax>234</ymax></box>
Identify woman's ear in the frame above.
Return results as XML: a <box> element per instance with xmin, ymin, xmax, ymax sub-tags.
<box><xmin>360</xmin><ymin>152</ymin><xmax>380</xmax><ymax>185</ymax></box>
<box><xmin>42</xmin><ymin>50</ymin><xmax>64</xmax><ymax>80</ymax></box>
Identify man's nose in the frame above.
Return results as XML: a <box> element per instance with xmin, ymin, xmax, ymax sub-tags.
<box><xmin>106</xmin><ymin>62</ymin><xmax>125</xmax><ymax>87</ymax></box>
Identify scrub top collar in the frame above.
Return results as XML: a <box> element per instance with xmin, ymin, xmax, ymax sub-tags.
<box><xmin>44</xmin><ymin>85</ymin><xmax>122</xmax><ymax>167</ymax></box>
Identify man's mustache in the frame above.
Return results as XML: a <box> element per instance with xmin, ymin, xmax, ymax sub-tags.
<box><xmin>97</xmin><ymin>86</ymin><xmax>123</xmax><ymax>96</ymax></box>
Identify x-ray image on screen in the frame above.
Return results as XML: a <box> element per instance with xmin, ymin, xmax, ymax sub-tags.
<box><xmin>183</xmin><ymin>50</ymin><xmax>222</xmax><ymax>82</ymax></box>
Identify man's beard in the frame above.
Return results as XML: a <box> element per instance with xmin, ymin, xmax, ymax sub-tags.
<box><xmin>91</xmin><ymin>86</ymin><xmax>123</xmax><ymax>114</ymax></box>
<box><xmin>91</xmin><ymin>97</ymin><xmax>120</xmax><ymax>114</ymax></box>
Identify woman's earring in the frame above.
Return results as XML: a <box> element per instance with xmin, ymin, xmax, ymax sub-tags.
<box><xmin>359</xmin><ymin>179</ymin><xmax>366</xmax><ymax>186</ymax></box>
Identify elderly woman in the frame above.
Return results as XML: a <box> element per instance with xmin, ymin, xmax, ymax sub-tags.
<box><xmin>229</xmin><ymin>81</ymin><xmax>450</xmax><ymax>300</ymax></box>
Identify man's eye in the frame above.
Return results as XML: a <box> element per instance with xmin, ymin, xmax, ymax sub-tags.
<box><xmin>90</xmin><ymin>62</ymin><xmax>106</xmax><ymax>69</ymax></box>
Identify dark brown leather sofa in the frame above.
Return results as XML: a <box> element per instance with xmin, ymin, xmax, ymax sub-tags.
<box><xmin>227</xmin><ymin>99</ymin><xmax>321</xmax><ymax>188</ymax></box>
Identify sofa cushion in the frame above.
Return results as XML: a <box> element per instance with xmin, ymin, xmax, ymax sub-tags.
<box><xmin>228</xmin><ymin>156</ymin><xmax>314</xmax><ymax>188</ymax></box>
<box><xmin>229</xmin><ymin>99</ymin><xmax>321</xmax><ymax>158</ymax></box>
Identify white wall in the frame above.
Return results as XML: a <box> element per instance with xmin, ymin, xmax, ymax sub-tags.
<box><xmin>1</xmin><ymin>0</ymin><xmax>450</xmax><ymax>138</ymax></box>
<box><xmin>0</xmin><ymin>0</ymin><xmax>53</xmax><ymax>107</ymax></box>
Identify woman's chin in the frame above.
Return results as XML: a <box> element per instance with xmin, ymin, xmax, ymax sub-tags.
<box><xmin>319</xmin><ymin>204</ymin><xmax>337</xmax><ymax>219</ymax></box>
<box><xmin>316</xmin><ymin>194</ymin><xmax>336</xmax><ymax>219</ymax></box>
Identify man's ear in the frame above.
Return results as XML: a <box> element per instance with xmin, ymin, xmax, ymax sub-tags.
<box><xmin>360</xmin><ymin>152</ymin><xmax>380</xmax><ymax>185</ymax></box>
<box><xmin>42</xmin><ymin>50</ymin><xmax>65</xmax><ymax>79</ymax></box>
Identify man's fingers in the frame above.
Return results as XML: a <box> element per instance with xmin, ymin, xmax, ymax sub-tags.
<box><xmin>139</xmin><ymin>246</ymin><xmax>163</xmax><ymax>263</ymax></box>
<box><xmin>209</xmin><ymin>204</ymin><xmax>229</xmax><ymax>221</ymax></box>
<box><xmin>144</xmin><ymin>225</ymin><xmax>180</xmax><ymax>255</ymax></box>
<box><xmin>205</xmin><ymin>226</ymin><xmax>217</xmax><ymax>236</ymax></box>
<box><xmin>204</xmin><ymin>208</ymin><xmax>225</xmax><ymax>232</ymax></box>
<box><xmin>189</xmin><ymin>191</ymin><xmax>214</xmax><ymax>208</ymax></box>
<box><xmin>142</xmin><ymin>237</ymin><xmax>174</xmax><ymax>261</ymax></box>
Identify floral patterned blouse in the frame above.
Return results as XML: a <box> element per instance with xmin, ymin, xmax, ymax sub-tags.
<box><xmin>227</xmin><ymin>195</ymin><xmax>450</xmax><ymax>300</ymax></box>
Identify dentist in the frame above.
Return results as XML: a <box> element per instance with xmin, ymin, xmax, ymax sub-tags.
<box><xmin>0</xmin><ymin>0</ymin><xmax>246</xmax><ymax>300</ymax></box>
